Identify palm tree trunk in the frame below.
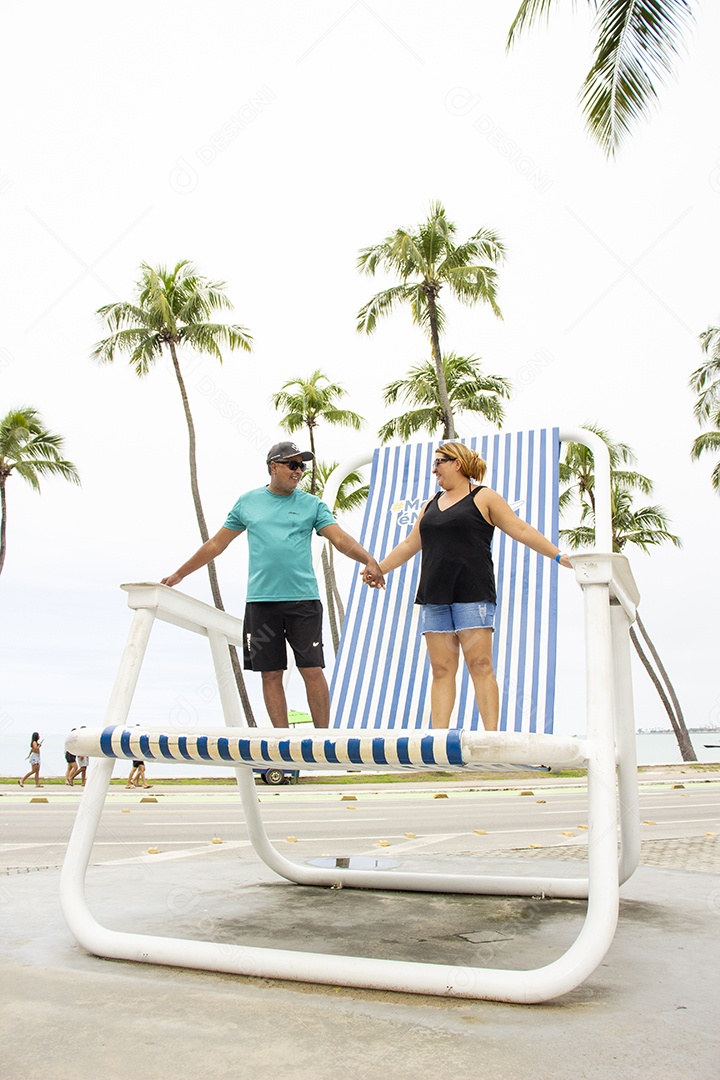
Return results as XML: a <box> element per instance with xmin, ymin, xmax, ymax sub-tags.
<box><xmin>168</xmin><ymin>343</ymin><xmax>256</xmax><ymax>726</ymax></box>
<box><xmin>632</xmin><ymin>613</ymin><xmax>697</xmax><ymax>761</ymax></box>
<box><xmin>629</xmin><ymin>626</ymin><xmax>697</xmax><ymax>762</ymax></box>
<box><xmin>308</xmin><ymin>422</ymin><xmax>317</xmax><ymax>494</ymax></box>
<box><xmin>423</xmin><ymin>285</ymin><xmax>454</xmax><ymax>439</ymax></box>
<box><xmin>321</xmin><ymin>544</ymin><xmax>339</xmax><ymax>654</ymax></box>
<box><xmin>0</xmin><ymin>476</ymin><xmax>7</xmax><ymax>576</ymax></box>
<box><xmin>329</xmin><ymin>542</ymin><xmax>345</xmax><ymax>626</ymax></box>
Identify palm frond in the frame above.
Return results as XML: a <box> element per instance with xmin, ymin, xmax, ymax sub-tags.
<box><xmin>506</xmin><ymin>0</ymin><xmax>561</xmax><ymax>48</ymax></box>
<box><xmin>580</xmin><ymin>0</ymin><xmax>695</xmax><ymax>156</ymax></box>
<box><xmin>690</xmin><ymin>428</ymin><xmax>720</xmax><ymax>459</ymax></box>
<box><xmin>558</xmin><ymin>484</ymin><xmax>579</xmax><ymax>514</ymax></box>
<box><xmin>12</xmin><ymin>457</ymin><xmax>80</xmax><ymax>489</ymax></box>
<box><xmin>690</xmin><ymin>418</ymin><xmax>720</xmax><ymax>491</ymax></box>
<box><xmin>378</xmin><ymin>407</ymin><xmax>443</xmax><ymax>445</ymax></box>
<box><xmin>507</xmin><ymin>0</ymin><xmax>695</xmax><ymax>156</ymax></box>
<box><xmin>356</xmin><ymin>284</ymin><xmax>418</xmax><ymax>335</ymax></box>
<box><xmin>611</xmin><ymin>468</ymin><xmax>653</xmax><ymax>494</ymax></box>
<box><xmin>443</xmin><ymin>264</ymin><xmax>503</xmax><ymax>317</ymax></box>
<box><xmin>612</xmin><ymin>502</ymin><xmax>682</xmax><ymax>551</ymax></box>
<box><xmin>711</xmin><ymin>461</ymin><xmax>720</xmax><ymax>491</ymax></box>
<box><xmin>441</xmin><ymin>231</ymin><xmax>507</xmax><ymax>271</ymax></box>
<box><xmin>689</xmin><ymin>329</ymin><xmax>720</xmax><ymax>422</ymax></box>
<box><xmin>91</xmin><ymin>328</ymin><xmax>164</xmax><ymax>375</ymax></box>
<box><xmin>559</xmin><ymin>524</ymin><xmax>597</xmax><ymax>549</ymax></box>
<box><xmin>392</xmin><ymin>229</ymin><xmax>432</xmax><ymax>278</ymax></box>
<box><xmin>181</xmin><ymin>322</ymin><xmax>253</xmax><ymax>357</ymax></box>
<box><xmin>301</xmin><ymin>461</ymin><xmax>370</xmax><ymax>512</ymax></box>
<box><xmin>317</xmin><ymin>408</ymin><xmax>364</xmax><ymax>430</ymax></box>
<box><xmin>94</xmin><ymin>302</ymin><xmax>158</xmax><ymax>336</ymax></box>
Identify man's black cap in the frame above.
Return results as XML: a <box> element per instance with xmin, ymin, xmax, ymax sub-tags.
<box><xmin>266</xmin><ymin>440</ymin><xmax>314</xmax><ymax>464</ymax></box>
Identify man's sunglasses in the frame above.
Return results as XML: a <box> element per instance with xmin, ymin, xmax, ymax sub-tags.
<box><xmin>280</xmin><ymin>459</ymin><xmax>307</xmax><ymax>471</ymax></box>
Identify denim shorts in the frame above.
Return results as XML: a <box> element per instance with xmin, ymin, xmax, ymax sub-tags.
<box><xmin>420</xmin><ymin>601</ymin><xmax>496</xmax><ymax>634</ymax></box>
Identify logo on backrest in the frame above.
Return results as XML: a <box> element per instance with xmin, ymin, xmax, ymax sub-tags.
<box><xmin>390</xmin><ymin>497</ymin><xmax>424</xmax><ymax>528</ymax></box>
<box><xmin>389</xmin><ymin>495</ymin><xmax>526</xmax><ymax>532</ymax></box>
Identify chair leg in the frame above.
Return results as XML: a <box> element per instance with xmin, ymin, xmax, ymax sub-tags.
<box><xmin>237</xmin><ymin>763</ymin><xmax>592</xmax><ymax>898</ymax></box>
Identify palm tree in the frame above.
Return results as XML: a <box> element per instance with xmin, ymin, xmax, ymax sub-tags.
<box><xmin>379</xmin><ymin>353</ymin><xmax>511</xmax><ymax>444</ymax></box>
<box><xmin>91</xmin><ymin>260</ymin><xmax>256</xmax><ymax>724</ymax></box>
<box><xmin>0</xmin><ymin>407</ymin><xmax>80</xmax><ymax>576</ymax></box>
<box><xmin>357</xmin><ymin>201</ymin><xmax>506</xmax><ymax>439</ymax></box>
<box><xmin>300</xmin><ymin>461</ymin><xmax>369</xmax><ymax>652</ymax></box>
<box><xmin>689</xmin><ymin>325</ymin><xmax>720</xmax><ymax>491</ymax></box>
<box><xmin>690</xmin><ymin>419</ymin><xmax>720</xmax><ymax>492</ymax></box>
<box><xmin>560</xmin><ymin>423</ymin><xmax>696</xmax><ymax>761</ymax></box>
<box><xmin>507</xmin><ymin>1</ymin><xmax>696</xmax><ymax>157</ymax></box>
<box><xmin>270</xmin><ymin>370</ymin><xmax>364</xmax><ymax>495</ymax></box>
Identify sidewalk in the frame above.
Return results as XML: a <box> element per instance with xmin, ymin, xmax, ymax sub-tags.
<box><xmin>1</xmin><ymin>770</ymin><xmax>718</xmax><ymax>1079</ymax></box>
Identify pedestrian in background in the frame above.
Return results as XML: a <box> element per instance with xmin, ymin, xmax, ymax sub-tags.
<box><xmin>19</xmin><ymin>732</ymin><xmax>43</xmax><ymax>788</ymax></box>
<box><xmin>75</xmin><ymin>754</ymin><xmax>89</xmax><ymax>786</ymax></box>
<box><xmin>65</xmin><ymin>728</ymin><xmax>78</xmax><ymax>785</ymax></box>
<box><xmin>126</xmin><ymin>760</ymin><xmax>152</xmax><ymax>789</ymax></box>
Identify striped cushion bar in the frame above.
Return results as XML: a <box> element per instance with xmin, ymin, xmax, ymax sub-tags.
<box><xmin>68</xmin><ymin>725</ymin><xmax>588</xmax><ymax>772</ymax></box>
<box><xmin>329</xmin><ymin>429</ymin><xmax>560</xmax><ymax>733</ymax></box>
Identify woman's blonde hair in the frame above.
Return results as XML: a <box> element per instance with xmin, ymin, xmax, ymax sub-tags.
<box><xmin>438</xmin><ymin>441</ymin><xmax>487</xmax><ymax>482</ymax></box>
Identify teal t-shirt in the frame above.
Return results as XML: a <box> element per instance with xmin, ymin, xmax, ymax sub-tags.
<box><xmin>223</xmin><ymin>486</ymin><xmax>336</xmax><ymax>602</ymax></box>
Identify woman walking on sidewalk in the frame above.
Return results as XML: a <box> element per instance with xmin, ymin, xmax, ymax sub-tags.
<box><xmin>19</xmin><ymin>732</ymin><xmax>43</xmax><ymax>788</ymax></box>
<box><xmin>126</xmin><ymin>760</ymin><xmax>152</xmax><ymax>790</ymax></box>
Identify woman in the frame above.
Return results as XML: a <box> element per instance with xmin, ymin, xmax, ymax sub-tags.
<box><xmin>65</xmin><ymin>730</ymin><xmax>78</xmax><ymax>786</ymax></box>
<box><xmin>75</xmin><ymin>754</ymin><xmax>89</xmax><ymax>786</ymax></box>
<box><xmin>19</xmin><ymin>732</ymin><xmax>43</xmax><ymax>788</ymax></box>
<box><xmin>126</xmin><ymin>760</ymin><xmax>152</xmax><ymax>790</ymax></box>
<box><xmin>364</xmin><ymin>442</ymin><xmax>571</xmax><ymax>730</ymax></box>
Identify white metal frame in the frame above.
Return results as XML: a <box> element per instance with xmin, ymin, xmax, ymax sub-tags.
<box><xmin>60</xmin><ymin>427</ymin><xmax>641</xmax><ymax>1003</ymax></box>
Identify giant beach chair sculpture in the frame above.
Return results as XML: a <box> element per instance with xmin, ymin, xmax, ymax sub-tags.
<box><xmin>61</xmin><ymin>426</ymin><xmax>641</xmax><ymax>1003</ymax></box>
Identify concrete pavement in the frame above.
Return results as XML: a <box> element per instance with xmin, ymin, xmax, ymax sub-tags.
<box><xmin>1</xmin><ymin>770</ymin><xmax>719</xmax><ymax>1080</ymax></box>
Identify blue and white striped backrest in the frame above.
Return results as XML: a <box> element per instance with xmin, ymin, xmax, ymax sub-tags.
<box><xmin>329</xmin><ymin>428</ymin><xmax>560</xmax><ymax>733</ymax></box>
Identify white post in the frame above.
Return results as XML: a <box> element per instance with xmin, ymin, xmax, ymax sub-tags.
<box><xmin>610</xmin><ymin>601</ymin><xmax>641</xmax><ymax>883</ymax></box>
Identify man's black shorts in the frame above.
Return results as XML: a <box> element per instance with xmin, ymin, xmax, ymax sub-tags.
<box><xmin>243</xmin><ymin>600</ymin><xmax>325</xmax><ymax>671</ymax></box>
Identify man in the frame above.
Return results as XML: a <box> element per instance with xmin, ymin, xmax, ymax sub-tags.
<box><xmin>162</xmin><ymin>440</ymin><xmax>384</xmax><ymax>728</ymax></box>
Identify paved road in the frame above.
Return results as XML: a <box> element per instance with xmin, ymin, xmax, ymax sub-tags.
<box><xmin>3</xmin><ymin>775</ymin><xmax>718</xmax><ymax>874</ymax></box>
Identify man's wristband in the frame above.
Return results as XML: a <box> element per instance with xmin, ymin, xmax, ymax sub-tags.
<box><xmin>555</xmin><ymin>552</ymin><xmax>562</xmax><ymax>563</ymax></box>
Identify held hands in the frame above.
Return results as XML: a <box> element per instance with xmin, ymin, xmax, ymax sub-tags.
<box><xmin>362</xmin><ymin>558</ymin><xmax>385</xmax><ymax>589</ymax></box>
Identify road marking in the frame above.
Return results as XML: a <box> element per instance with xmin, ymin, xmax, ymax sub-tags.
<box><xmin>97</xmin><ymin>841</ymin><xmax>254</xmax><ymax>865</ymax></box>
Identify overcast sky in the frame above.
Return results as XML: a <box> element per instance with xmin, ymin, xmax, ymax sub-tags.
<box><xmin>1</xmin><ymin>1</ymin><xmax>719</xmax><ymax>748</ymax></box>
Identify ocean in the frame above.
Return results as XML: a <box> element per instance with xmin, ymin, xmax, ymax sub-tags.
<box><xmin>3</xmin><ymin>729</ymin><xmax>719</xmax><ymax>780</ymax></box>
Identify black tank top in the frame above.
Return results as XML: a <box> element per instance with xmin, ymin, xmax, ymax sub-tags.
<box><xmin>415</xmin><ymin>487</ymin><xmax>496</xmax><ymax>605</ymax></box>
